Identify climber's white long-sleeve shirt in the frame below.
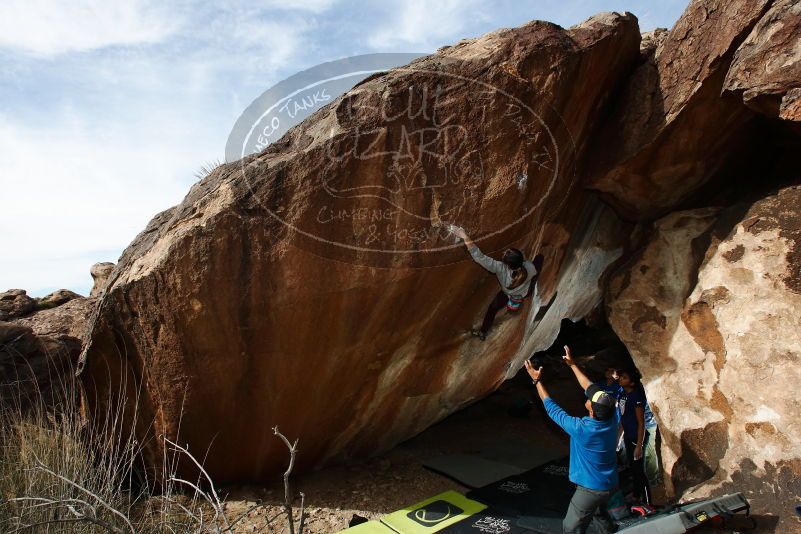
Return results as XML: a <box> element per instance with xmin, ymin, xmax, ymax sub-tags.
<box><xmin>469</xmin><ymin>245</ymin><xmax>536</xmax><ymax>297</ymax></box>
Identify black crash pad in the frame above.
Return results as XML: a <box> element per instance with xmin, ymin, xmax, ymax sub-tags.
<box><xmin>467</xmin><ymin>456</ymin><xmax>574</xmax><ymax>517</ymax></box>
<box><xmin>438</xmin><ymin>508</ymin><xmax>531</xmax><ymax>533</ymax></box>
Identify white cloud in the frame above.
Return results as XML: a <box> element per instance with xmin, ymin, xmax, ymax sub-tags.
<box><xmin>0</xmin><ymin>109</ymin><xmax>212</xmax><ymax>296</ymax></box>
<box><xmin>218</xmin><ymin>16</ymin><xmax>315</xmax><ymax>72</ymax></box>
<box><xmin>0</xmin><ymin>1</ymin><xmax>325</xmax><ymax>296</ymax></box>
<box><xmin>260</xmin><ymin>0</ymin><xmax>339</xmax><ymax>13</ymax></box>
<box><xmin>367</xmin><ymin>0</ymin><xmax>487</xmax><ymax>50</ymax></box>
<box><xmin>0</xmin><ymin>0</ymin><xmax>179</xmax><ymax>57</ymax></box>
<box><xmin>186</xmin><ymin>2</ymin><xmax>321</xmax><ymax>80</ymax></box>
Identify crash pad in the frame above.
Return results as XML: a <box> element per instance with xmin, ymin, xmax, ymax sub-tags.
<box><xmin>517</xmin><ymin>513</ymin><xmax>609</xmax><ymax>534</ymax></box>
<box><xmin>380</xmin><ymin>491</ymin><xmax>487</xmax><ymax>534</ymax></box>
<box><xmin>466</xmin><ymin>456</ymin><xmax>574</xmax><ymax>517</ymax></box>
<box><xmin>423</xmin><ymin>454</ymin><xmax>523</xmax><ymax>488</ymax></box>
<box><xmin>477</xmin><ymin>438</ymin><xmax>564</xmax><ymax>472</ymax></box>
<box><xmin>438</xmin><ymin>508</ymin><xmax>532</xmax><ymax>533</ymax></box>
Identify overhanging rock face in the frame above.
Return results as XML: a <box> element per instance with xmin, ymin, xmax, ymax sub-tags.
<box><xmin>724</xmin><ymin>0</ymin><xmax>801</xmax><ymax>121</ymax></box>
<box><xmin>79</xmin><ymin>14</ymin><xmax>640</xmax><ymax>482</ymax></box>
<box><xmin>586</xmin><ymin>0</ymin><xmax>774</xmax><ymax>220</ymax></box>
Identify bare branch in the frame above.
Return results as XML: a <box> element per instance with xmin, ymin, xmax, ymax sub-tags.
<box><xmin>273</xmin><ymin>426</ymin><xmax>305</xmax><ymax>534</ymax></box>
<box><xmin>8</xmin><ymin>515</ymin><xmax>123</xmax><ymax>534</ymax></box>
<box><xmin>254</xmin><ymin>511</ymin><xmax>284</xmax><ymax>534</ymax></box>
<box><xmin>298</xmin><ymin>492</ymin><xmax>307</xmax><ymax>534</ymax></box>
<box><xmin>272</xmin><ymin>426</ymin><xmax>299</xmax><ymax>480</ymax></box>
<box><xmin>168</xmin><ymin>476</ymin><xmax>222</xmax><ymax>528</ymax></box>
<box><xmin>165</xmin><ymin>437</ymin><xmax>230</xmax><ymax>529</ymax></box>
<box><xmin>27</xmin><ymin>458</ymin><xmax>136</xmax><ymax>534</ymax></box>
<box><xmin>10</xmin><ymin>496</ymin><xmax>98</xmax><ymax>513</ymax></box>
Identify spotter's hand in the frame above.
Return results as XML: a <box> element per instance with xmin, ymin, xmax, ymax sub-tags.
<box><xmin>562</xmin><ymin>345</ymin><xmax>576</xmax><ymax>367</ymax></box>
<box><xmin>524</xmin><ymin>360</ymin><xmax>543</xmax><ymax>381</ymax></box>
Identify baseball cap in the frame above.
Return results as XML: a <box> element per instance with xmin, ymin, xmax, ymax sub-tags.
<box><xmin>586</xmin><ymin>384</ymin><xmax>616</xmax><ymax>420</ymax></box>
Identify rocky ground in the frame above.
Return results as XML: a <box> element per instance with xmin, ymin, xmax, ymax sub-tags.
<box><xmin>220</xmin><ymin>366</ymin><xmax>571</xmax><ymax>533</ymax></box>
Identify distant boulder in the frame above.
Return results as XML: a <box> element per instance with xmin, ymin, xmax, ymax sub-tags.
<box><xmin>37</xmin><ymin>289</ymin><xmax>83</xmax><ymax>309</ymax></box>
<box><xmin>0</xmin><ymin>289</ymin><xmax>36</xmax><ymax>320</ymax></box>
<box><xmin>3</xmin><ymin>295</ymin><xmax>95</xmax><ymax>409</ymax></box>
<box><xmin>90</xmin><ymin>262</ymin><xmax>115</xmax><ymax>297</ymax></box>
<box><xmin>14</xmin><ymin>296</ymin><xmax>95</xmax><ymax>341</ymax></box>
<box><xmin>0</xmin><ymin>320</ymin><xmax>79</xmax><ymax>409</ymax></box>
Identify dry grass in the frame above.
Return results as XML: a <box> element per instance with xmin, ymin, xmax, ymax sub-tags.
<box><xmin>1</xmin><ymin>363</ymin><xmax>145</xmax><ymax>533</ymax></box>
<box><xmin>0</xmin><ymin>356</ymin><xmax>305</xmax><ymax>533</ymax></box>
<box><xmin>194</xmin><ymin>160</ymin><xmax>223</xmax><ymax>182</ymax></box>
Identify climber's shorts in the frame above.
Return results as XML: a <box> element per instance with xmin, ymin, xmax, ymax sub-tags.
<box><xmin>507</xmin><ymin>295</ymin><xmax>525</xmax><ymax>311</ymax></box>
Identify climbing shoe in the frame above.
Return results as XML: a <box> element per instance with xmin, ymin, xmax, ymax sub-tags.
<box><xmin>469</xmin><ymin>329</ymin><xmax>486</xmax><ymax>341</ymax></box>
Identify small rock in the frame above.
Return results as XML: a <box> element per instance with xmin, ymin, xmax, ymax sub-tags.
<box><xmin>90</xmin><ymin>262</ymin><xmax>115</xmax><ymax>297</ymax></box>
<box><xmin>38</xmin><ymin>289</ymin><xmax>82</xmax><ymax>309</ymax></box>
<box><xmin>0</xmin><ymin>289</ymin><xmax>36</xmax><ymax>320</ymax></box>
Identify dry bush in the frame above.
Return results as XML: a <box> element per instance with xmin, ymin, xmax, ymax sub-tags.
<box><xmin>0</xmin><ymin>350</ymin><xmax>305</xmax><ymax>533</ymax></box>
<box><xmin>0</xmin><ymin>359</ymin><xmax>144</xmax><ymax>533</ymax></box>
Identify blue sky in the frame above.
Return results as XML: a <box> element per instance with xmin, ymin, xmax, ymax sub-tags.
<box><xmin>0</xmin><ymin>0</ymin><xmax>688</xmax><ymax>297</ymax></box>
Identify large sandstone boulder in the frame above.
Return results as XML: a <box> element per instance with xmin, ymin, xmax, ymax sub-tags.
<box><xmin>587</xmin><ymin>0</ymin><xmax>773</xmax><ymax>219</ymax></box>
<box><xmin>606</xmin><ymin>186</ymin><xmax>801</xmax><ymax>526</ymax></box>
<box><xmin>724</xmin><ymin>0</ymin><xmax>801</xmax><ymax>121</ymax></box>
<box><xmin>79</xmin><ymin>14</ymin><xmax>640</xmax><ymax>482</ymax></box>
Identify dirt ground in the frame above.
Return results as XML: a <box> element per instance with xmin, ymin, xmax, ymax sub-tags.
<box><xmin>220</xmin><ymin>365</ymin><xmax>574</xmax><ymax>533</ymax></box>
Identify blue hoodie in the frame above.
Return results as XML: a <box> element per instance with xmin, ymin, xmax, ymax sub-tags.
<box><xmin>543</xmin><ymin>397</ymin><xmax>619</xmax><ymax>491</ymax></box>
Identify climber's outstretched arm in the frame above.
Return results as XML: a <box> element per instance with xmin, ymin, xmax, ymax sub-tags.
<box><xmin>562</xmin><ymin>345</ymin><xmax>591</xmax><ymax>390</ymax></box>
<box><xmin>453</xmin><ymin>227</ymin><xmax>504</xmax><ymax>274</ymax></box>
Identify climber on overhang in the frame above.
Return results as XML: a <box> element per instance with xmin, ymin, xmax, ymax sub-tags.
<box><xmin>452</xmin><ymin>226</ymin><xmax>543</xmax><ymax>341</ymax></box>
